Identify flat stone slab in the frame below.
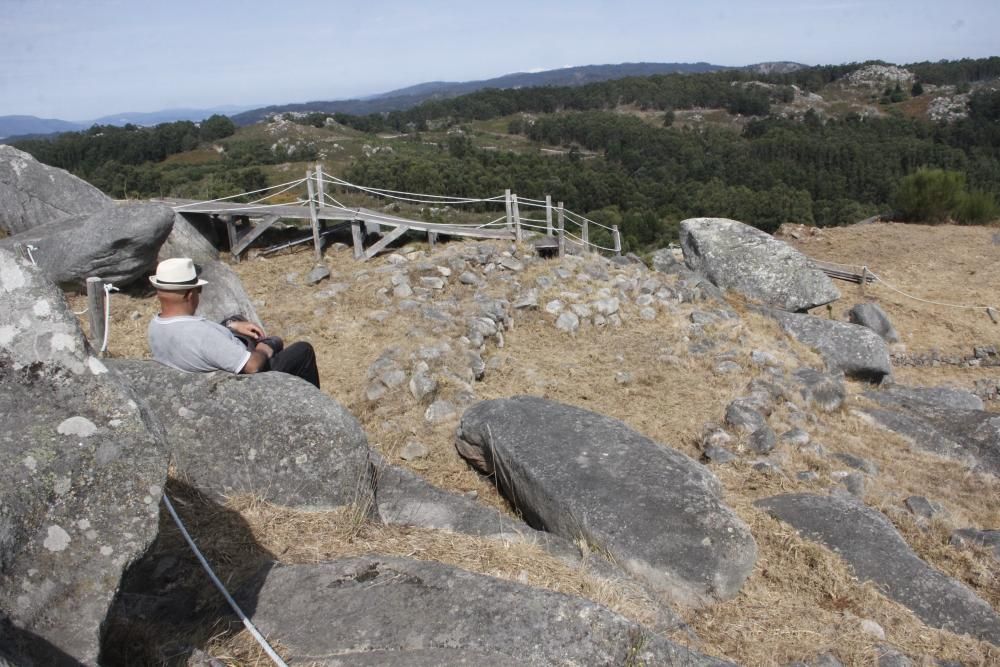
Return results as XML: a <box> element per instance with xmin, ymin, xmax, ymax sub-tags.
<box><xmin>756</xmin><ymin>493</ymin><xmax>1000</xmax><ymax>645</ymax></box>
<box><xmin>860</xmin><ymin>384</ymin><xmax>1000</xmax><ymax>476</ymax></box>
<box><xmin>110</xmin><ymin>360</ymin><xmax>374</xmax><ymax>510</ymax></box>
<box><xmin>680</xmin><ymin>217</ymin><xmax>840</xmax><ymax>312</ymax></box>
<box><xmin>456</xmin><ymin>396</ymin><xmax>757</xmax><ymax>606</ymax></box>
<box><xmin>235</xmin><ymin>557</ymin><xmax>732</xmax><ymax>666</ymax></box>
<box><xmin>766</xmin><ymin>309</ymin><xmax>891</xmax><ymax>382</ymax></box>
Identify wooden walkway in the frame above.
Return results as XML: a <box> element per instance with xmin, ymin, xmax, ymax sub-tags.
<box><xmin>157</xmin><ymin>198</ymin><xmax>514</xmax><ymax>263</ymax></box>
<box><xmin>812</xmin><ymin>259</ymin><xmax>875</xmax><ymax>284</ymax></box>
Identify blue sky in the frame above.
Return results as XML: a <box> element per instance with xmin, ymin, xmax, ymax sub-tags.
<box><xmin>1</xmin><ymin>0</ymin><xmax>997</xmax><ymax>120</ymax></box>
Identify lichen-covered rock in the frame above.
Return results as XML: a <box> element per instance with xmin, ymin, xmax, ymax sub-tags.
<box><xmin>757</xmin><ymin>493</ymin><xmax>1000</xmax><ymax>645</ymax></box>
<box><xmin>109</xmin><ymin>360</ymin><xmax>373</xmax><ymax>510</ymax></box>
<box><xmin>0</xmin><ymin>145</ymin><xmax>110</xmax><ymax>236</ymax></box>
<box><xmin>680</xmin><ymin>218</ymin><xmax>839</xmax><ymax>312</ymax></box>
<box><xmin>0</xmin><ymin>249</ymin><xmax>168</xmax><ymax>663</ymax></box>
<box><xmin>235</xmin><ymin>557</ymin><xmax>733</xmax><ymax>666</ymax></box>
<box><xmin>456</xmin><ymin>396</ymin><xmax>757</xmax><ymax>606</ymax></box>
<box><xmin>158</xmin><ymin>212</ymin><xmax>219</xmax><ymax>265</ymax></box>
<box><xmin>767</xmin><ymin>310</ymin><xmax>891</xmax><ymax>382</ymax></box>
<box><xmin>848</xmin><ymin>302</ymin><xmax>899</xmax><ymax>343</ymax></box>
<box><xmin>0</xmin><ymin>201</ymin><xmax>174</xmax><ymax>287</ymax></box>
<box><xmin>192</xmin><ymin>260</ymin><xmax>261</xmax><ymax>326</ymax></box>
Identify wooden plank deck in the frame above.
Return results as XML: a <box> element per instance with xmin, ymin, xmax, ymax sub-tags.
<box><xmin>812</xmin><ymin>259</ymin><xmax>874</xmax><ymax>284</ymax></box>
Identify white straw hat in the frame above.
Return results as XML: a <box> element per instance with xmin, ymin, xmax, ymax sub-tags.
<box><xmin>149</xmin><ymin>257</ymin><xmax>208</xmax><ymax>291</ymax></box>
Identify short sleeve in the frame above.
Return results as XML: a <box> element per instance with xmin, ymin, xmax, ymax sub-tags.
<box><xmin>196</xmin><ymin>323</ymin><xmax>253</xmax><ymax>373</ymax></box>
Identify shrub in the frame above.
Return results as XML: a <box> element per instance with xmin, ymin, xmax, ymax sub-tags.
<box><xmin>893</xmin><ymin>168</ymin><xmax>966</xmax><ymax>223</ymax></box>
<box><xmin>955</xmin><ymin>190</ymin><xmax>999</xmax><ymax>224</ymax></box>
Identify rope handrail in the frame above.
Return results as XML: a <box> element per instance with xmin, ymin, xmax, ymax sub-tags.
<box><xmin>162</xmin><ymin>495</ymin><xmax>288</xmax><ymax>667</ymax></box>
<box><xmin>563</xmin><ymin>208</ymin><xmax>615</xmax><ymax>231</ymax></box>
<box><xmin>197</xmin><ymin>199</ymin><xmax>310</xmax><ymax>213</ymax></box>
<box><xmin>174</xmin><ymin>177</ymin><xmax>307</xmax><ymax>210</ymax></box>
<box><xmin>866</xmin><ymin>269</ymin><xmax>998</xmax><ymax>312</ymax></box>
<box><xmin>320</xmin><ymin>173</ymin><xmax>503</xmax><ymax>205</ymax></box>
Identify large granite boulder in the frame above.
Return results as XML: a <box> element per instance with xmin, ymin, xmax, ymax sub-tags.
<box><xmin>859</xmin><ymin>384</ymin><xmax>999</xmax><ymax>476</ymax></box>
<box><xmin>234</xmin><ymin>557</ymin><xmax>732</xmax><ymax>666</ymax></box>
<box><xmin>158</xmin><ymin>212</ymin><xmax>220</xmax><ymax>265</ymax></box>
<box><xmin>0</xmin><ymin>249</ymin><xmax>168</xmax><ymax>663</ymax></box>
<box><xmin>0</xmin><ymin>201</ymin><xmax>174</xmax><ymax>287</ymax></box>
<box><xmin>756</xmin><ymin>493</ymin><xmax>1000</xmax><ymax>645</ymax></box>
<box><xmin>109</xmin><ymin>360</ymin><xmax>374</xmax><ymax>510</ymax></box>
<box><xmin>0</xmin><ymin>145</ymin><xmax>111</xmax><ymax>236</ymax></box>
<box><xmin>766</xmin><ymin>309</ymin><xmax>892</xmax><ymax>382</ymax></box>
<box><xmin>456</xmin><ymin>396</ymin><xmax>757</xmax><ymax>606</ymax></box>
<box><xmin>194</xmin><ymin>260</ymin><xmax>261</xmax><ymax>326</ymax></box>
<box><xmin>680</xmin><ymin>217</ymin><xmax>840</xmax><ymax>312</ymax></box>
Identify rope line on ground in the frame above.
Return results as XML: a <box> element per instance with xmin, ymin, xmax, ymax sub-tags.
<box><xmin>865</xmin><ymin>269</ymin><xmax>998</xmax><ymax>312</ymax></box>
<box><xmin>100</xmin><ymin>283</ymin><xmax>119</xmax><ymax>353</ymax></box>
<box><xmin>162</xmin><ymin>495</ymin><xmax>289</xmax><ymax>667</ymax></box>
<box><xmin>174</xmin><ymin>178</ymin><xmax>307</xmax><ymax>209</ymax></box>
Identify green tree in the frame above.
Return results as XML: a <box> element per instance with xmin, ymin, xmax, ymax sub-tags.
<box><xmin>893</xmin><ymin>168</ymin><xmax>966</xmax><ymax>222</ymax></box>
<box><xmin>199</xmin><ymin>114</ymin><xmax>236</xmax><ymax>142</ymax></box>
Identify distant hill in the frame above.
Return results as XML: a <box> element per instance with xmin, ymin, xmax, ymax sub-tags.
<box><xmin>0</xmin><ymin>105</ymin><xmax>259</xmax><ymax>141</ymax></box>
<box><xmin>231</xmin><ymin>61</ymin><xmax>807</xmax><ymax>126</ymax></box>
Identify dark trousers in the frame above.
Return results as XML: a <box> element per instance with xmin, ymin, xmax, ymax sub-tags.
<box><xmin>268</xmin><ymin>341</ymin><xmax>320</xmax><ymax>388</ymax></box>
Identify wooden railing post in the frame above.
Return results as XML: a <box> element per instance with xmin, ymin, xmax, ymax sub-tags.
<box><xmin>512</xmin><ymin>194</ymin><xmax>522</xmax><ymax>242</ymax></box>
<box><xmin>612</xmin><ymin>225</ymin><xmax>621</xmax><ymax>256</ymax></box>
<box><xmin>557</xmin><ymin>202</ymin><xmax>565</xmax><ymax>258</ymax></box>
<box><xmin>315</xmin><ymin>163</ymin><xmax>325</xmax><ymax>210</ymax></box>
<box><xmin>86</xmin><ymin>277</ymin><xmax>106</xmax><ymax>356</ymax></box>
<box><xmin>545</xmin><ymin>195</ymin><xmax>553</xmax><ymax>236</ymax></box>
<box><xmin>504</xmin><ymin>189</ymin><xmax>513</xmax><ymax>231</ymax></box>
<box><xmin>305</xmin><ymin>170</ymin><xmax>324</xmax><ymax>265</ymax></box>
<box><xmin>582</xmin><ymin>218</ymin><xmax>589</xmax><ymax>249</ymax></box>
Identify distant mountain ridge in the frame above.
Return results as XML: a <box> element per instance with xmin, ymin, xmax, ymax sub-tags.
<box><xmin>0</xmin><ymin>105</ymin><xmax>259</xmax><ymax>141</ymax></box>
<box><xmin>230</xmin><ymin>61</ymin><xmax>808</xmax><ymax>126</ymax></box>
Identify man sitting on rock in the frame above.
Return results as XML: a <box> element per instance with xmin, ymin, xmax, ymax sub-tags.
<box><xmin>147</xmin><ymin>257</ymin><xmax>320</xmax><ymax>388</ymax></box>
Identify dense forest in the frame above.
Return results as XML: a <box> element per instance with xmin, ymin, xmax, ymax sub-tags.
<box><xmin>9</xmin><ymin>58</ymin><xmax>1000</xmax><ymax>252</ymax></box>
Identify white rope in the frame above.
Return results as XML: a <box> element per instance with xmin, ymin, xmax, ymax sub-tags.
<box><xmin>100</xmin><ymin>283</ymin><xmax>119</xmax><ymax>353</ymax></box>
<box><xmin>205</xmin><ymin>200</ymin><xmax>310</xmax><ymax>213</ymax></box>
<box><xmin>322</xmin><ymin>191</ymin><xmax>349</xmax><ymax>209</ymax></box>
<box><xmin>320</xmin><ymin>174</ymin><xmax>502</xmax><ymax>205</ymax></box>
<box><xmin>515</xmin><ymin>195</ymin><xmax>547</xmax><ymax>205</ymax></box>
<box><xmin>174</xmin><ymin>178</ymin><xmax>307</xmax><ymax>209</ymax></box>
<box><xmin>162</xmin><ymin>495</ymin><xmax>289</xmax><ymax>667</ymax></box>
<box><xmin>866</xmin><ymin>269</ymin><xmax>998</xmax><ymax>312</ymax></box>
<box><xmin>518</xmin><ymin>222</ymin><xmax>551</xmax><ymax>231</ymax></box>
<box><xmin>72</xmin><ymin>307</ymin><xmax>88</xmax><ymax>315</ymax></box>
<box><xmin>25</xmin><ymin>244</ymin><xmax>37</xmax><ymax>266</ymax></box>
<box><xmin>241</xmin><ymin>179</ymin><xmax>307</xmax><ymax>206</ymax></box>
<box><xmin>563</xmin><ymin>209</ymin><xmax>615</xmax><ymax>231</ymax></box>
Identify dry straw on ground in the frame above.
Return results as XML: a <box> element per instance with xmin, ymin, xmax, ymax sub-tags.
<box><xmin>79</xmin><ymin>222</ymin><xmax>1000</xmax><ymax>665</ymax></box>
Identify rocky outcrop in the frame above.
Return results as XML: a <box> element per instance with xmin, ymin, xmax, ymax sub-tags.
<box><xmin>456</xmin><ymin>396</ymin><xmax>757</xmax><ymax>606</ymax></box>
<box><xmin>193</xmin><ymin>260</ymin><xmax>261</xmax><ymax>326</ymax></box>
<box><xmin>766</xmin><ymin>309</ymin><xmax>891</xmax><ymax>382</ymax></box>
<box><xmin>859</xmin><ymin>384</ymin><xmax>999</xmax><ymax>475</ymax></box>
<box><xmin>0</xmin><ymin>201</ymin><xmax>174</xmax><ymax>287</ymax></box>
<box><xmin>109</xmin><ymin>360</ymin><xmax>374</xmax><ymax>510</ymax></box>
<box><xmin>0</xmin><ymin>249</ymin><xmax>168</xmax><ymax>663</ymax></box>
<box><xmin>848</xmin><ymin>303</ymin><xmax>899</xmax><ymax>343</ymax></box>
<box><xmin>0</xmin><ymin>145</ymin><xmax>110</xmax><ymax>236</ymax></box>
<box><xmin>235</xmin><ymin>557</ymin><xmax>732</xmax><ymax>666</ymax></box>
<box><xmin>158</xmin><ymin>212</ymin><xmax>220</xmax><ymax>265</ymax></box>
<box><xmin>680</xmin><ymin>217</ymin><xmax>840</xmax><ymax>312</ymax></box>
<box><xmin>756</xmin><ymin>493</ymin><xmax>1000</xmax><ymax>645</ymax></box>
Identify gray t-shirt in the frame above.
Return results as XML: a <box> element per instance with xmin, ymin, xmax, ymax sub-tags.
<box><xmin>148</xmin><ymin>315</ymin><xmax>251</xmax><ymax>374</ymax></box>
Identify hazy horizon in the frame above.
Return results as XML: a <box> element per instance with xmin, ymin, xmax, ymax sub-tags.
<box><xmin>2</xmin><ymin>0</ymin><xmax>998</xmax><ymax>120</ymax></box>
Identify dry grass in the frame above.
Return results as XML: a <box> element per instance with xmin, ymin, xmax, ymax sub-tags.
<box><xmin>83</xmin><ymin>223</ymin><xmax>1000</xmax><ymax>665</ymax></box>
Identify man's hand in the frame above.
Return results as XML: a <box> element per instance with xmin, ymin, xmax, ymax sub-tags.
<box><xmin>229</xmin><ymin>320</ymin><xmax>265</xmax><ymax>340</ymax></box>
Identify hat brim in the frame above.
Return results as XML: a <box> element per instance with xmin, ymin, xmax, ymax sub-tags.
<box><xmin>149</xmin><ymin>276</ymin><xmax>209</xmax><ymax>291</ymax></box>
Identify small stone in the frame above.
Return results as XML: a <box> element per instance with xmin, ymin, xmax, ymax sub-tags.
<box><xmin>594</xmin><ymin>297</ymin><xmax>619</xmax><ymax>315</ymax></box>
<box><xmin>365</xmin><ymin>382</ymin><xmax>387</xmax><ymax>402</ymax></box>
<box><xmin>386</xmin><ymin>253</ymin><xmax>407</xmax><ymax>265</ymax></box>
<box><xmin>409</xmin><ymin>373</ymin><xmax>438</xmax><ymax>402</ymax></box>
<box><xmin>724</xmin><ymin>400</ymin><xmax>767</xmax><ymax>434</ymax></box>
<box><xmin>459</xmin><ymin>271</ymin><xmax>480</xmax><ymax>285</ymax></box>
<box><xmin>420</xmin><ymin>276</ymin><xmax>445</xmax><ymax>290</ymax></box>
<box><xmin>832</xmin><ymin>452</ymin><xmax>878</xmax><ymax>476</ymax></box>
<box><xmin>714</xmin><ymin>360</ymin><xmax>741</xmax><ymax>375</ymax></box>
<box><xmin>424</xmin><ymin>400</ymin><xmax>458</xmax><ymax>423</ymax></box>
<box><xmin>380</xmin><ymin>369</ymin><xmax>407</xmax><ymax>389</ymax></box>
<box><xmin>437</xmin><ymin>266</ymin><xmax>452</xmax><ymax>277</ymax></box>
<box><xmin>860</xmin><ymin>619</ymin><xmax>885</xmax><ymax>640</ymax></box>
<box><xmin>797</xmin><ymin>471</ymin><xmax>820</xmax><ymax>482</ymax></box>
<box><xmin>702</xmin><ymin>444</ymin><xmax>737</xmax><ymax>464</ymax></box>
<box><xmin>306</xmin><ymin>264</ymin><xmax>331</xmax><ymax>285</ymax></box>
<box><xmin>750</xmin><ymin>350</ymin><xmax>779</xmax><ymax>367</ymax></box>
<box><xmin>614</xmin><ymin>371</ymin><xmax>632</xmax><ymax>385</ymax></box>
<box><xmin>544</xmin><ymin>299</ymin><xmax>564</xmax><ymax>315</ymax></box>
<box><xmin>368</xmin><ymin>310</ymin><xmax>391</xmax><ymax>322</ymax></box>
<box><xmin>393</xmin><ymin>283</ymin><xmax>413</xmax><ymax>298</ymax></box>
<box><xmin>749</xmin><ymin>425</ymin><xmax>777</xmax><ymax>454</ymax></box>
<box><xmin>399</xmin><ymin>440</ymin><xmax>429</xmax><ymax>461</ymax></box>
<box><xmin>498</xmin><ymin>257</ymin><xmax>523</xmax><ymax>272</ymax></box>
<box><xmin>752</xmin><ymin>460</ymin><xmax>782</xmax><ymax>474</ymax></box>
<box><xmin>781</xmin><ymin>428</ymin><xmax>810</xmax><ymax>447</ymax></box>
<box><xmin>513</xmin><ymin>289</ymin><xmax>539</xmax><ymax>310</ymax></box>
<box><xmin>555</xmin><ymin>311</ymin><xmax>579</xmax><ymax>334</ymax></box>
<box><xmin>639</xmin><ymin>307</ymin><xmax>656</xmax><ymax>321</ymax></box>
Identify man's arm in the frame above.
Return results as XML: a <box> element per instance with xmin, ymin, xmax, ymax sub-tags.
<box><xmin>240</xmin><ymin>342</ymin><xmax>274</xmax><ymax>374</ymax></box>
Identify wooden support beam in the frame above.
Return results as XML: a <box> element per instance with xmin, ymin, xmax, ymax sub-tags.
<box><xmin>363</xmin><ymin>225</ymin><xmax>410</xmax><ymax>260</ymax></box>
<box><xmin>351</xmin><ymin>220</ymin><xmax>365</xmax><ymax>259</ymax></box>
<box><xmin>231</xmin><ymin>215</ymin><xmax>280</xmax><ymax>258</ymax></box>
<box><xmin>557</xmin><ymin>202</ymin><xmax>565</xmax><ymax>258</ymax></box>
<box><xmin>428</xmin><ymin>231</ymin><xmax>438</xmax><ymax>248</ymax></box>
<box><xmin>612</xmin><ymin>225</ymin><xmax>621</xmax><ymax>256</ymax></box>
<box><xmin>582</xmin><ymin>218</ymin><xmax>589</xmax><ymax>249</ymax></box>
<box><xmin>222</xmin><ymin>215</ymin><xmax>240</xmax><ymax>262</ymax></box>
<box><xmin>512</xmin><ymin>194</ymin><xmax>522</xmax><ymax>243</ymax></box>
<box><xmin>315</xmin><ymin>163</ymin><xmax>326</xmax><ymax>210</ymax></box>
<box><xmin>545</xmin><ymin>195</ymin><xmax>553</xmax><ymax>236</ymax></box>
<box><xmin>86</xmin><ymin>277</ymin><xmax>106</xmax><ymax>356</ymax></box>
